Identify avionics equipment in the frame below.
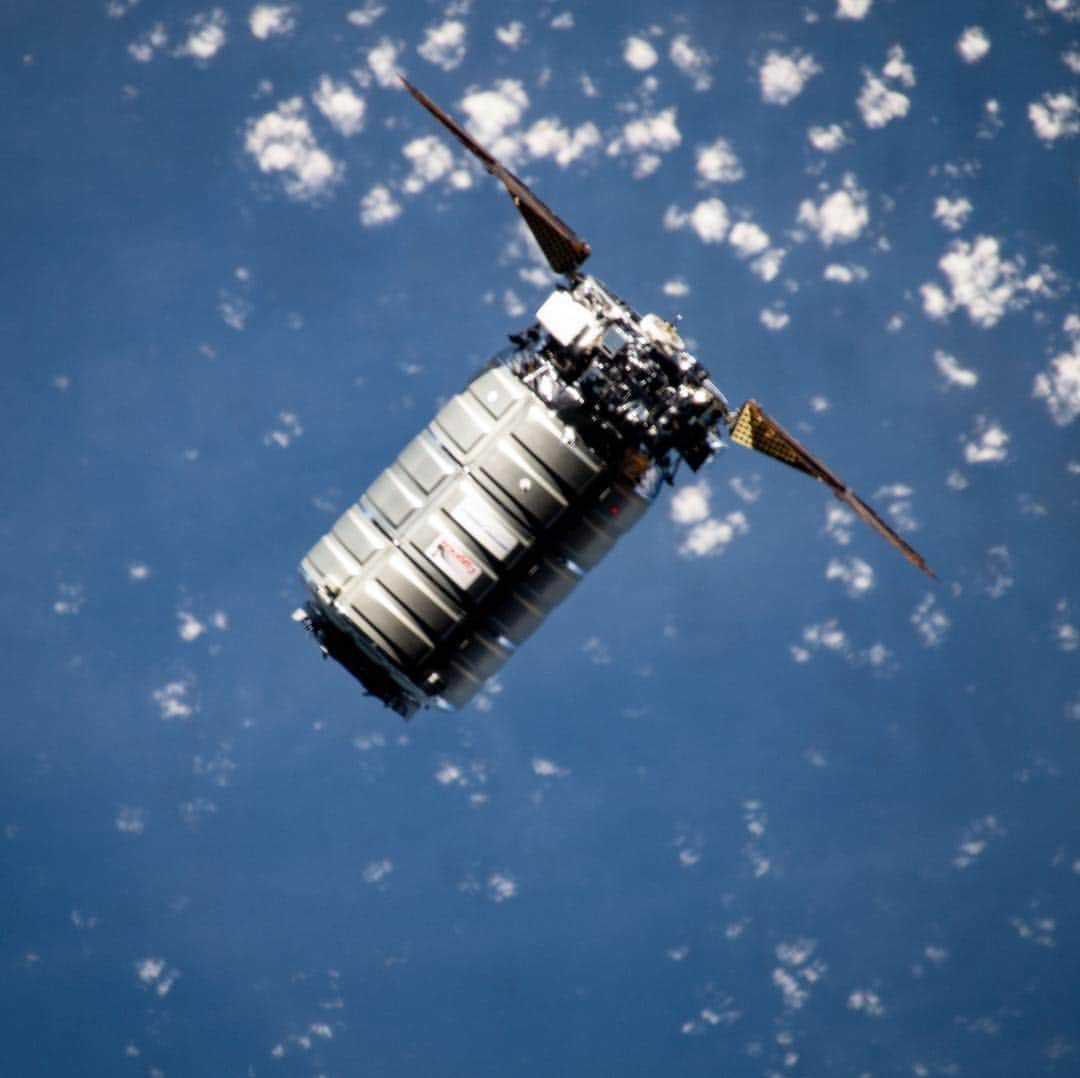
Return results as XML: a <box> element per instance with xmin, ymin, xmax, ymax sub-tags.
<box><xmin>294</xmin><ymin>79</ymin><xmax>934</xmax><ymax>718</ymax></box>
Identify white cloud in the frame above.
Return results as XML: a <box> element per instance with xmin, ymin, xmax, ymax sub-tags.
<box><xmin>366</xmin><ymin>39</ymin><xmax>401</xmax><ymax>88</ymax></box>
<box><xmin>883</xmin><ymin>44</ymin><xmax>916</xmax><ymax>85</ymax></box>
<box><xmin>670</xmin><ymin>34</ymin><xmax>712</xmax><ymax>91</ymax></box>
<box><xmin>1054</xmin><ymin>599</ymin><xmax>1079</xmax><ymax>652</ymax></box>
<box><xmin>826</xmin><ymin>556</ymin><xmax>876</xmax><ymax>597</ymax></box>
<box><xmin>152</xmin><ymin>678</ymin><xmax>196</xmax><ymax>720</ymax></box>
<box><xmin>665</xmin><ymin>199</ymin><xmax>730</xmax><ymax>244</ymax></box>
<box><xmin>532</xmin><ymin>757</ymin><xmax>569</xmax><ymax>778</ymax></box>
<box><xmin>401</xmin><ymin>135</ymin><xmax>454</xmax><ymax>193</ymax></box>
<box><xmin>502</xmin><ymin>289</ymin><xmax>525</xmax><ymax>318</ymax></box>
<box><xmin>178</xmin><ymin>9</ymin><xmax>227</xmax><ymax>61</ymax></box>
<box><xmin>312</xmin><ymin>77</ymin><xmax>366</xmax><ymax>136</ymax></box>
<box><xmin>856</xmin><ymin>45</ymin><xmax>914</xmax><ymax>128</ymax></box>
<box><xmin>263</xmin><ymin>410</ymin><xmax>303</xmax><ymax>447</ymax></box>
<box><xmin>523</xmin><ymin>117</ymin><xmax>601</xmax><ymax>167</ymax></box>
<box><xmin>362</xmin><ymin>859</ymin><xmax>393</xmax><ymax>884</ymax></box>
<box><xmin>919</xmin><ymin>235</ymin><xmax>1052</xmax><ymax>328</ymax></box>
<box><xmin>957</xmin><ymin>26</ymin><xmax>990</xmax><ymax>63</ymax></box>
<box><xmin>729</xmin><ymin>221</ymin><xmax>770</xmax><ymax>258</ymax></box>
<box><xmin>218</xmin><ymin>287</ymin><xmax>251</xmax><ymax>330</ymax></box>
<box><xmin>933</xmin><ymin>350</ymin><xmax>978</xmax><ymax>389</ymax></box>
<box><xmin>624</xmin><ymin>35</ymin><xmax>658</xmax><ymax>71</ymax></box>
<box><xmin>857</xmin><ymin>78</ymin><xmax>908</xmax><ymax>128</ymax></box>
<box><xmin>460</xmin><ymin>79</ymin><xmax>528</xmax><ymax>160</ymax></box>
<box><xmin>245</xmin><ymin>99</ymin><xmax>342</xmax><ymax>200</ymax></box>
<box><xmin>695</xmin><ymin>138</ymin><xmax>743</xmax><ymax>183</ymax></box>
<box><xmin>679</xmin><ymin>512</ymin><xmax>749</xmax><ymax>557</ymax></box>
<box><xmin>177</xmin><ymin>611</ymin><xmax>205</xmax><ymax>642</ymax></box>
<box><xmin>495</xmin><ymin>21</ymin><xmax>525</xmax><ymax>49</ymax></box>
<box><xmin>982</xmin><ymin>545</ymin><xmax>1014</xmax><ymax>599</ymax></box>
<box><xmin>346</xmin><ymin>2</ymin><xmax>385</xmax><ymax>28</ymax></box>
<box><xmin>836</xmin><ymin>0</ymin><xmax>872</xmax><ymax>17</ymax></box>
<box><xmin>797</xmin><ymin>173</ymin><xmax>870</xmax><ymax>246</ymax></box>
<box><xmin>933</xmin><ymin>195</ymin><xmax>973</xmax><ymax>232</ymax></box>
<box><xmin>663</xmin><ymin>277</ymin><xmax>690</xmax><ymax>297</ymax></box>
<box><xmin>249</xmin><ymin>4</ymin><xmax>294</xmax><ymax>39</ymax></box>
<box><xmin>583</xmin><ymin>636</ymin><xmax>612</xmax><ymax>665</ymax></box>
<box><xmin>760</xmin><ymin>50</ymin><xmax>820</xmax><ymax>105</ymax></box>
<box><xmin>135</xmin><ymin>957</ymin><xmax>178</xmax><ymax>996</ymax></box>
<box><xmin>978</xmin><ymin>98</ymin><xmax>1004</xmax><ymax>139</ymax></box>
<box><xmin>1064</xmin><ymin>47</ymin><xmax>1080</xmax><ymax>74</ymax></box>
<box><xmin>824</xmin><ymin>503</ymin><xmax>855</xmax><ymax>545</ymax></box>
<box><xmin>417</xmin><ymin>19</ymin><xmax>466</xmax><ymax>71</ymax></box>
<box><xmin>807</xmin><ymin>123</ymin><xmax>847</xmax><ymax>152</ymax></box>
<box><xmin>1032</xmin><ymin>319</ymin><xmax>1080</xmax><ymax>425</ymax></box>
<box><xmin>1028</xmin><ymin>91</ymin><xmax>1080</xmax><ymax>144</ymax></box>
<box><xmin>875</xmin><ymin>482</ymin><xmax>919</xmax><ymax>534</ymax></box>
<box><xmin>952</xmin><ymin>815</ymin><xmax>1004</xmax><ymax>869</ymax></box>
<box><xmin>52</xmin><ymin>581</ymin><xmax>84</xmax><ymax>616</ymax></box>
<box><xmin>772</xmin><ymin>939</ymin><xmax>827</xmax><ymax>1011</ymax></box>
<box><xmin>963</xmin><ymin>416</ymin><xmax>1010</xmax><ymax>464</ymax></box>
<box><xmin>359</xmin><ymin>184</ymin><xmax>401</xmax><ymax>227</ymax></box>
<box><xmin>128</xmin><ymin>24</ymin><xmax>168</xmax><ymax>62</ymax></box>
<box><xmin>910</xmin><ymin>592</ymin><xmax>949</xmax><ymax>648</ymax></box>
<box><xmin>670</xmin><ymin>480</ymin><xmax>710</xmax><ymax>524</ymax></box>
<box><xmin>670</xmin><ymin>480</ymin><xmax>750</xmax><ymax>555</ymax></box>
<box><xmin>848</xmin><ymin>989</ymin><xmax>885</xmax><ymax>1016</ymax></box>
<box><xmin>550</xmin><ymin>12</ymin><xmax>574</xmax><ymax>29</ymax></box>
<box><xmin>760</xmin><ymin>307</ymin><xmax>790</xmax><ymax>331</ymax></box>
<box><xmin>688</xmin><ymin>199</ymin><xmax>730</xmax><ymax>243</ymax></box>
<box><xmin>487</xmin><ymin>872</ymin><xmax>517</xmax><ymax>902</ymax></box>
<box><xmin>607</xmin><ymin>107</ymin><xmax>682</xmax><ymax>177</ymax></box>
<box><xmin>751</xmin><ymin>248</ymin><xmax>786</xmax><ymax>282</ymax></box>
<box><xmin>823</xmin><ymin>263</ymin><xmax>867</xmax><ymax>284</ymax></box>
<box><xmin>116</xmin><ymin>805</ymin><xmax>146</xmax><ymax>835</ymax></box>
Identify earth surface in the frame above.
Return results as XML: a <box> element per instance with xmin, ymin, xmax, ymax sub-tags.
<box><xmin>4</xmin><ymin>0</ymin><xmax>1080</xmax><ymax>1074</ymax></box>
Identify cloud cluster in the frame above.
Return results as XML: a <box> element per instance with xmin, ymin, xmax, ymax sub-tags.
<box><xmin>962</xmin><ymin>416</ymin><xmax>1010</xmax><ymax>464</ymax></box>
<box><xmin>933</xmin><ymin>350</ymin><xmax>978</xmax><ymax>389</ymax></box>
<box><xmin>790</xmin><ymin>618</ymin><xmax>892</xmax><ymax>670</ymax></box>
<box><xmin>669</xmin><ymin>34</ymin><xmax>712</xmax><ymax>92</ymax></box>
<box><xmin>312</xmin><ymin>77</ymin><xmax>366</xmax><ymax>136</ymax></box>
<box><xmin>919</xmin><ymin>235</ymin><xmax>1053</xmax><ymax>328</ymax></box>
<box><xmin>1028</xmin><ymin>91</ymin><xmax>1080</xmax><ymax>144</ymax></box>
<box><xmin>1033</xmin><ymin>316</ymin><xmax>1080</xmax><ymax>425</ymax></box>
<box><xmin>607</xmin><ymin>106</ymin><xmax>682</xmax><ymax>178</ymax></box>
<box><xmin>250</xmin><ymin>4</ymin><xmax>295</xmax><ymax>39</ymax></box>
<box><xmin>669</xmin><ymin>479</ymin><xmax>750</xmax><ymax>557</ymax></box>
<box><xmin>695</xmin><ymin>138</ymin><xmax>744</xmax><ymax>184</ymax></box>
<box><xmin>178</xmin><ymin>8</ymin><xmax>227</xmax><ymax>61</ymax></box>
<box><xmin>759</xmin><ymin>50</ymin><xmax>820</xmax><ymax>106</ymax></box>
<box><xmin>825</xmin><ymin>556</ymin><xmax>876</xmax><ymax>597</ymax></box>
<box><xmin>797</xmin><ymin>173</ymin><xmax>870</xmax><ymax>246</ymax></box>
<box><xmin>933</xmin><ymin>195</ymin><xmax>973</xmax><ymax>232</ymax></box>
<box><xmin>624</xmin><ymin>35</ymin><xmax>658</xmax><ymax>71</ymax></box>
<box><xmin>359</xmin><ymin>184</ymin><xmax>401</xmax><ymax>227</ymax></box>
<box><xmin>857</xmin><ymin>45</ymin><xmax>915</xmax><ymax>128</ymax></box>
<box><xmin>417</xmin><ymin>18</ymin><xmax>466</xmax><ymax>71</ymax></box>
<box><xmin>807</xmin><ymin>123</ymin><xmax>847</xmax><ymax>152</ymax></box>
<box><xmin>835</xmin><ymin>0</ymin><xmax>872</xmax><ymax>18</ymax></box>
<box><xmin>245</xmin><ymin>99</ymin><xmax>341</xmax><ymax>200</ymax></box>
<box><xmin>956</xmin><ymin>26</ymin><xmax>991</xmax><ymax>63</ymax></box>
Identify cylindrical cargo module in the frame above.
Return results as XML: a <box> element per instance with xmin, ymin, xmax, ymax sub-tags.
<box><xmin>298</xmin><ymin>363</ymin><xmax>654</xmax><ymax>717</ymax></box>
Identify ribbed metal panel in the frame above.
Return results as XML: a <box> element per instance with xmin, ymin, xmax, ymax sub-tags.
<box><xmin>300</xmin><ymin>364</ymin><xmax>651</xmax><ymax>714</ymax></box>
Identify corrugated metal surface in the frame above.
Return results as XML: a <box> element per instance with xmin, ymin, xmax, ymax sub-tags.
<box><xmin>300</xmin><ymin>365</ymin><xmax>651</xmax><ymax>713</ymax></box>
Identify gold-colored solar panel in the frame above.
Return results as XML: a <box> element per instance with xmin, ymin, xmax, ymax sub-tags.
<box><xmin>729</xmin><ymin>400</ymin><xmax>936</xmax><ymax>579</ymax></box>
